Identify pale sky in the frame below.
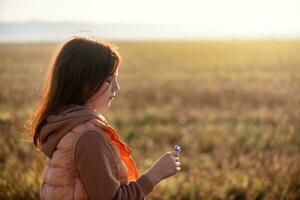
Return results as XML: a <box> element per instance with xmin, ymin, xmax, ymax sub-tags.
<box><xmin>1</xmin><ymin>0</ymin><xmax>300</xmax><ymax>37</ymax></box>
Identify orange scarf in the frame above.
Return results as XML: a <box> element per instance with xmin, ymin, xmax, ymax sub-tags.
<box><xmin>91</xmin><ymin>118</ymin><xmax>139</xmax><ymax>181</ymax></box>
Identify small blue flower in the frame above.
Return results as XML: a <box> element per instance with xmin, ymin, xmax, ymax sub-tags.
<box><xmin>175</xmin><ymin>145</ymin><xmax>181</xmax><ymax>153</ymax></box>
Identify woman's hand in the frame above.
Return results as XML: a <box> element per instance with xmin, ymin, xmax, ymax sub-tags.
<box><xmin>144</xmin><ymin>151</ymin><xmax>181</xmax><ymax>186</ymax></box>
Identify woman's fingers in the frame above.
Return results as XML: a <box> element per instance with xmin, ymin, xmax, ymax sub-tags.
<box><xmin>172</xmin><ymin>156</ymin><xmax>180</xmax><ymax>162</ymax></box>
<box><xmin>169</xmin><ymin>151</ymin><xmax>181</xmax><ymax>172</ymax></box>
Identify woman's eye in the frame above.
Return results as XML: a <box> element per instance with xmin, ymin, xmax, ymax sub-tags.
<box><xmin>106</xmin><ymin>75</ymin><xmax>117</xmax><ymax>84</ymax></box>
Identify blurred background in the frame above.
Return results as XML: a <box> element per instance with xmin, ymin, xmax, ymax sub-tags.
<box><xmin>0</xmin><ymin>0</ymin><xmax>300</xmax><ymax>199</ymax></box>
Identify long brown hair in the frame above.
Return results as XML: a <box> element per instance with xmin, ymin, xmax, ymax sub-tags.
<box><xmin>29</xmin><ymin>36</ymin><xmax>121</xmax><ymax>147</ymax></box>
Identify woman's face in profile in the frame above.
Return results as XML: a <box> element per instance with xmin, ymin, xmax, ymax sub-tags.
<box><xmin>86</xmin><ymin>68</ymin><xmax>120</xmax><ymax>112</ymax></box>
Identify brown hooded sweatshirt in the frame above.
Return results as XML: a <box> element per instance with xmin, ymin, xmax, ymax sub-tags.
<box><xmin>39</xmin><ymin>105</ymin><xmax>154</xmax><ymax>200</ymax></box>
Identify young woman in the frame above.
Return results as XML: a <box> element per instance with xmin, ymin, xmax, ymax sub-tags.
<box><xmin>30</xmin><ymin>36</ymin><xmax>181</xmax><ymax>200</ymax></box>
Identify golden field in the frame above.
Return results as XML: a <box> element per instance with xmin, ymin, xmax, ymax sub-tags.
<box><xmin>0</xmin><ymin>40</ymin><xmax>300</xmax><ymax>199</ymax></box>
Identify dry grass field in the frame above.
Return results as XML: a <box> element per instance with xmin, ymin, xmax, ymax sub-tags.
<box><xmin>0</xmin><ymin>40</ymin><xmax>300</xmax><ymax>199</ymax></box>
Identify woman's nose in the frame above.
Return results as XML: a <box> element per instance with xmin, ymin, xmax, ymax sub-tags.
<box><xmin>112</xmin><ymin>80</ymin><xmax>120</xmax><ymax>92</ymax></box>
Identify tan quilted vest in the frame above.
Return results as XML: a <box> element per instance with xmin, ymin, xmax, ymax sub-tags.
<box><xmin>40</xmin><ymin>119</ymin><xmax>129</xmax><ymax>200</ymax></box>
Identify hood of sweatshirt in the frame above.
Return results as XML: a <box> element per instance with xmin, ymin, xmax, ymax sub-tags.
<box><xmin>39</xmin><ymin>104</ymin><xmax>103</xmax><ymax>158</ymax></box>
